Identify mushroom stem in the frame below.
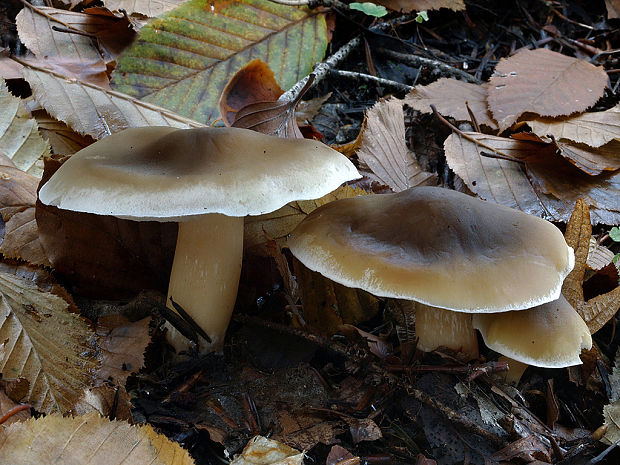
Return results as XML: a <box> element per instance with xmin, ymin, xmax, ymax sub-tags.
<box><xmin>165</xmin><ymin>214</ymin><xmax>244</xmax><ymax>354</ymax></box>
<box><xmin>415</xmin><ymin>303</ymin><xmax>479</xmax><ymax>361</ymax></box>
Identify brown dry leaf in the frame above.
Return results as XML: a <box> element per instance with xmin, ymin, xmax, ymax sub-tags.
<box><xmin>0</xmin><ymin>163</ymin><xmax>49</xmax><ymax>266</ymax></box>
<box><xmin>488</xmin><ymin>48</ymin><xmax>608</xmax><ymax>131</ymax></box>
<box><xmin>326</xmin><ymin>446</ymin><xmax>360</xmax><ymax>465</ymax></box>
<box><xmin>0</xmin><ymin>412</ymin><xmax>195</xmax><ymax>464</ymax></box>
<box><xmin>0</xmin><ymin>56</ymin><xmax>23</xmax><ymax>80</ymax></box>
<box><xmin>296</xmin><ymin>93</ymin><xmax>332</xmax><ymax>125</ymax></box>
<box><xmin>606</xmin><ymin>0</ymin><xmax>620</xmax><ymax>18</ymax></box>
<box><xmin>244</xmin><ymin>185</ymin><xmax>367</xmax><ymax>251</ymax></box>
<box><xmin>348</xmin><ymin>417</ymin><xmax>383</xmax><ymax>443</ymax></box>
<box><xmin>0</xmin><ymin>80</ymin><xmax>49</xmax><ymax>177</ymax></box>
<box><xmin>443</xmin><ymin>132</ymin><xmax>620</xmax><ymax>224</ymax></box>
<box><xmin>230</xmin><ymin>436</ymin><xmax>303</xmax><ymax>465</ymax></box>
<box><xmin>562</xmin><ymin>199</ymin><xmax>620</xmax><ymax>334</ymax></box>
<box><xmin>588</xmin><ymin>237</ymin><xmax>615</xmax><ymax>270</ymax></box>
<box><xmin>36</xmin><ymin>156</ymin><xmax>176</xmax><ymax>298</ymax></box>
<box><xmin>404</xmin><ymin>78</ymin><xmax>497</xmax><ymax>129</ymax></box>
<box><xmin>73</xmin><ymin>385</ymin><xmax>133</xmax><ymax>421</ymax></box>
<box><xmin>220</xmin><ymin>59</ymin><xmax>284</xmax><ymax>127</ymax></box>
<box><xmin>16</xmin><ymin>7</ymin><xmax>135</xmax><ymax>88</ymax></box>
<box><xmin>375</xmin><ymin>0</ymin><xmax>465</xmax><ymax>13</ymax></box>
<box><xmin>276</xmin><ymin>409</ymin><xmax>342</xmax><ymax>451</ymax></box>
<box><xmin>0</xmin><ymin>268</ymin><xmax>99</xmax><ymax>414</ymax></box>
<box><xmin>527</xmin><ymin>103</ymin><xmax>620</xmax><ymax>148</ymax></box>
<box><xmin>0</xmin><ymin>376</ymin><xmax>30</xmax><ymax>402</ymax></box>
<box><xmin>556</xmin><ymin>139</ymin><xmax>620</xmax><ymax>175</ymax></box>
<box><xmin>22</xmin><ymin>64</ymin><xmax>204</xmax><ymax>140</ymax></box>
<box><xmin>95</xmin><ymin>314</ymin><xmax>150</xmax><ymax>386</ymax></box>
<box><xmin>31</xmin><ymin>108</ymin><xmax>95</xmax><ymax>155</ymax></box>
<box><xmin>357</xmin><ymin>97</ymin><xmax>435</xmax><ymax>192</ymax></box>
<box><xmin>102</xmin><ymin>0</ymin><xmax>186</xmax><ymax>17</ymax></box>
<box><xmin>491</xmin><ymin>435</ymin><xmax>551</xmax><ymax>463</ymax></box>
<box><xmin>0</xmin><ymin>391</ymin><xmax>31</xmax><ymax>427</ymax></box>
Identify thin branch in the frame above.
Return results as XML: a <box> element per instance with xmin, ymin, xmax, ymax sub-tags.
<box><xmin>330</xmin><ymin>69</ymin><xmax>413</xmax><ymax>92</ymax></box>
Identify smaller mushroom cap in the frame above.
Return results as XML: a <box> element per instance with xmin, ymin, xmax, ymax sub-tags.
<box><xmin>38</xmin><ymin>127</ymin><xmax>361</xmax><ymax>221</ymax></box>
<box><xmin>472</xmin><ymin>295</ymin><xmax>592</xmax><ymax>368</ymax></box>
<box><xmin>288</xmin><ymin>186</ymin><xmax>574</xmax><ymax>312</ymax></box>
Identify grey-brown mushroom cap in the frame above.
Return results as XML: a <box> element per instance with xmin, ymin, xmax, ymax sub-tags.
<box><xmin>38</xmin><ymin>127</ymin><xmax>361</xmax><ymax>221</ymax></box>
<box><xmin>288</xmin><ymin>186</ymin><xmax>574</xmax><ymax>313</ymax></box>
<box><xmin>472</xmin><ymin>295</ymin><xmax>592</xmax><ymax>368</ymax></box>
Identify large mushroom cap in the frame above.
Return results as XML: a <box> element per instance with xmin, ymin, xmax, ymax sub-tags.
<box><xmin>472</xmin><ymin>295</ymin><xmax>592</xmax><ymax>367</ymax></box>
<box><xmin>38</xmin><ymin>126</ymin><xmax>361</xmax><ymax>220</ymax></box>
<box><xmin>288</xmin><ymin>186</ymin><xmax>574</xmax><ymax>312</ymax></box>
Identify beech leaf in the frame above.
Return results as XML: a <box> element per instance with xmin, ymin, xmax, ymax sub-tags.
<box><xmin>0</xmin><ymin>267</ymin><xmax>99</xmax><ymax>413</ymax></box>
<box><xmin>0</xmin><ymin>413</ymin><xmax>195</xmax><ymax>464</ymax></box>
<box><xmin>102</xmin><ymin>0</ymin><xmax>186</xmax><ymax>17</ymax></box>
<box><xmin>488</xmin><ymin>49</ymin><xmax>608</xmax><ymax>131</ymax></box>
<box><xmin>231</xmin><ymin>435</ymin><xmax>303</xmax><ymax>465</ymax></box>
<box><xmin>375</xmin><ymin>0</ymin><xmax>465</xmax><ymax>13</ymax></box>
<box><xmin>356</xmin><ymin>97</ymin><xmax>436</xmax><ymax>191</ymax></box>
<box><xmin>32</xmin><ymin>108</ymin><xmax>95</xmax><ymax>155</ymax></box>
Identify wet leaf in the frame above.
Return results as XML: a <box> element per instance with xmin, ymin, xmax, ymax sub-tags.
<box><xmin>111</xmin><ymin>0</ymin><xmax>328</xmax><ymax>124</ymax></box>
<box><xmin>357</xmin><ymin>97</ymin><xmax>436</xmax><ymax>191</ymax></box>
<box><xmin>22</xmin><ymin>64</ymin><xmax>204</xmax><ymax>140</ymax></box>
<box><xmin>562</xmin><ymin>199</ymin><xmax>620</xmax><ymax>334</ymax></box>
<box><xmin>0</xmin><ymin>81</ymin><xmax>49</xmax><ymax>177</ymax></box>
<box><xmin>219</xmin><ymin>59</ymin><xmax>284</xmax><ymax>126</ymax></box>
<box><xmin>0</xmin><ymin>162</ymin><xmax>49</xmax><ymax>266</ymax></box>
<box><xmin>488</xmin><ymin>49</ymin><xmax>608</xmax><ymax>131</ymax></box>
<box><xmin>404</xmin><ymin>78</ymin><xmax>497</xmax><ymax>129</ymax></box>
<box><xmin>102</xmin><ymin>0</ymin><xmax>186</xmax><ymax>17</ymax></box>
<box><xmin>375</xmin><ymin>0</ymin><xmax>465</xmax><ymax>13</ymax></box>
<box><xmin>443</xmin><ymin>132</ymin><xmax>620</xmax><ymax>224</ymax></box>
<box><xmin>527</xmin><ymin>103</ymin><xmax>620</xmax><ymax>148</ymax></box>
<box><xmin>231</xmin><ymin>436</ymin><xmax>303</xmax><ymax>465</ymax></box>
<box><xmin>0</xmin><ymin>413</ymin><xmax>195</xmax><ymax>464</ymax></box>
<box><xmin>0</xmin><ymin>267</ymin><xmax>98</xmax><ymax>414</ymax></box>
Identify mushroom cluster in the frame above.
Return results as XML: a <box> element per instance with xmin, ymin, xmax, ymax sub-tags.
<box><xmin>288</xmin><ymin>186</ymin><xmax>592</xmax><ymax>368</ymax></box>
<box><xmin>38</xmin><ymin>126</ymin><xmax>360</xmax><ymax>354</ymax></box>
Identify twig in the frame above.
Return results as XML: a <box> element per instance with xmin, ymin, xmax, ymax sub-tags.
<box><xmin>465</xmin><ymin>101</ymin><xmax>480</xmax><ymax>132</ymax></box>
<box><xmin>588</xmin><ymin>437</ymin><xmax>620</xmax><ymax>464</ymax></box>
<box><xmin>0</xmin><ymin>404</ymin><xmax>31</xmax><ymax>425</ymax></box>
<box><xmin>329</xmin><ymin>69</ymin><xmax>413</xmax><ymax>93</ymax></box>
<box><xmin>376</xmin><ymin>48</ymin><xmax>481</xmax><ymax>84</ymax></box>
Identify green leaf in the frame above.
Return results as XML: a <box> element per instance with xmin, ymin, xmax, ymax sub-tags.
<box><xmin>349</xmin><ymin>2</ymin><xmax>388</xmax><ymax>17</ymax></box>
<box><xmin>415</xmin><ymin>10</ymin><xmax>429</xmax><ymax>22</ymax></box>
<box><xmin>610</xmin><ymin>226</ymin><xmax>620</xmax><ymax>242</ymax></box>
<box><xmin>111</xmin><ymin>0</ymin><xmax>327</xmax><ymax>124</ymax></box>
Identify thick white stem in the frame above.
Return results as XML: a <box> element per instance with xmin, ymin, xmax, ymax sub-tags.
<box><xmin>416</xmin><ymin>303</ymin><xmax>479</xmax><ymax>361</ymax></box>
<box><xmin>165</xmin><ymin>214</ymin><xmax>243</xmax><ymax>354</ymax></box>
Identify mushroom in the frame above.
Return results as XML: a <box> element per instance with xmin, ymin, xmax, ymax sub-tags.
<box><xmin>288</xmin><ymin>186</ymin><xmax>577</xmax><ymax>362</ymax></box>
<box><xmin>38</xmin><ymin>126</ymin><xmax>360</xmax><ymax>353</ymax></box>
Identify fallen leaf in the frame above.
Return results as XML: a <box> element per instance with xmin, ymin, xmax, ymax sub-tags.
<box><xmin>356</xmin><ymin>97</ymin><xmax>436</xmax><ymax>192</ymax></box>
<box><xmin>588</xmin><ymin>237</ymin><xmax>615</xmax><ymax>270</ymax></box>
<box><xmin>376</xmin><ymin>0</ymin><xmax>465</xmax><ymax>13</ymax></box>
<box><xmin>73</xmin><ymin>385</ymin><xmax>133</xmax><ymax>421</ymax></box>
<box><xmin>244</xmin><ymin>185</ymin><xmax>367</xmax><ymax>251</ymax></box>
<box><xmin>102</xmin><ymin>0</ymin><xmax>186</xmax><ymax>17</ymax></box>
<box><xmin>603</xmin><ymin>399</ymin><xmax>620</xmax><ymax>444</ymax></box>
<box><xmin>0</xmin><ymin>163</ymin><xmax>49</xmax><ymax>266</ymax></box>
<box><xmin>0</xmin><ymin>267</ymin><xmax>98</xmax><ymax>414</ymax></box>
<box><xmin>31</xmin><ymin>108</ymin><xmax>95</xmax><ymax>155</ymax></box>
<box><xmin>231</xmin><ymin>436</ymin><xmax>303</xmax><ymax>465</ymax></box>
<box><xmin>326</xmin><ymin>445</ymin><xmax>360</xmax><ymax>465</ymax></box>
<box><xmin>36</xmin><ymin>156</ymin><xmax>177</xmax><ymax>298</ymax></box>
<box><xmin>277</xmin><ymin>409</ymin><xmax>342</xmax><ymax>451</ymax></box>
<box><xmin>348</xmin><ymin>417</ymin><xmax>382</xmax><ymax>443</ymax></box>
<box><xmin>562</xmin><ymin>199</ymin><xmax>620</xmax><ymax>333</ymax></box>
<box><xmin>0</xmin><ymin>376</ymin><xmax>30</xmax><ymax>402</ymax></box>
<box><xmin>491</xmin><ymin>435</ymin><xmax>551</xmax><ymax>462</ymax></box>
<box><xmin>0</xmin><ymin>80</ymin><xmax>49</xmax><ymax>177</ymax></box>
<box><xmin>555</xmin><ymin>139</ymin><xmax>620</xmax><ymax>175</ymax></box>
<box><xmin>95</xmin><ymin>314</ymin><xmax>151</xmax><ymax>386</ymax></box>
<box><xmin>0</xmin><ymin>391</ymin><xmax>30</xmax><ymax>426</ymax></box>
<box><xmin>488</xmin><ymin>48</ymin><xmax>608</xmax><ymax>131</ymax></box>
<box><xmin>220</xmin><ymin>59</ymin><xmax>284</xmax><ymax>126</ymax></box>
<box><xmin>295</xmin><ymin>93</ymin><xmax>332</xmax><ymax>125</ymax></box>
<box><xmin>22</xmin><ymin>64</ymin><xmax>204</xmax><ymax>140</ymax></box>
<box><xmin>404</xmin><ymin>78</ymin><xmax>497</xmax><ymax>129</ymax></box>
<box><xmin>443</xmin><ymin>132</ymin><xmax>620</xmax><ymax>224</ymax></box>
<box><xmin>0</xmin><ymin>56</ymin><xmax>23</xmax><ymax>80</ymax></box>
<box><xmin>606</xmin><ymin>0</ymin><xmax>620</xmax><ymax>19</ymax></box>
<box><xmin>527</xmin><ymin>103</ymin><xmax>620</xmax><ymax>148</ymax></box>
<box><xmin>111</xmin><ymin>0</ymin><xmax>328</xmax><ymax>124</ymax></box>
<box><xmin>0</xmin><ymin>412</ymin><xmax>195</xmax><ymax>464</ymax></box>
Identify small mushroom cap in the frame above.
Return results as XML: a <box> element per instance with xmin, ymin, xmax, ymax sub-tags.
<box><xmin>288</xmin><ymin>186</ymin><xmax>574</xmax><ymax>312</ymax></box>
<box><xmin>38</xmin><ymin>127</ymin><xmax>361</xmax><ymax>221</ymax></box>
<box><xmin>472</xmin><ymin>295</ymin><xmax>592</xmax><ymax>368</ymax></box>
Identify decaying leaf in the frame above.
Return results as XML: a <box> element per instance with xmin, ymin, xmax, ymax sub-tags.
<box><xmin>607</xmin><ymin>0</ymin><xmax>620</xmax><ymax>19</ymax></box>
<box><xmin>31</xmin><ymin>108</ymin><xmax>95</xmax><ymax>155</ymax></box>
<box><xmin>588</xmin><ymin>237</ymin><xmax>615</xmax><ymax>270</ymax></box>
<box><xmin>276</xmin><ymin>409</ymin><xmax>342</xmax><ymax>451</ymax></box>
<box><xmin>22</xmin><ymin>64</ymin><xmax>203</xmax><ymax>141</ymax></box>
<box><xmin>443</xmin><ymin>132</ymin><xmax>620</xmax><ymax>224</ymax></box>
<box><xmin>0</xmin><ymin>80</ymin><xmax>49</xmax><ymax>177</ymax></box>
<box><xmin>73</xmin><ymin>385</ymin><xmax>133</xmax><ymax>421</ymax></box>
<box><xmin>220</xmin><ymin>59</ymin><xmax>284</xmax><ymax>127</ymax></box>
<box><xmin>488</xmin><ymin>48</ymin><xmax>608</xmax><ymax>131</ymax></box>
<box><xmin>404</xmin><ymin>78</ymin><xmax>497</xmax><ymax>129</ymax></box>
<box><xmin>555</xmin><ymin>139</ymin><xmax>620</xmax><ymax>176</ymax></box>
<box><xmin>357</xmin><ymin>97</ymin><xmax>436</xmax><ymax>192</ymax></box>
<box><xmin>603</xmin><ymin>399</ymin><xmax>620</xmax><ymax>444</ymax></box>
<box><xmin>36</xmin><ymin>156</ymin><xmax>176</xmax><ymax>298</ymax></box>
<box><xmin>491</xmin><ymin>435</ymin><xmax>551</xmax><ymax>463</ymax></box>
<box><xmin>231</xmin><ymin>436</ymin><xmax>303</xmax><ymax>465</ymax></box>
<box><xmin>0</xmin><ymin>413</ymin><xmax>195</xmax><ymax>464</ymax></box>
<box><xmin>102</xmin><ymin>0</ymin><xmax>186</xmax><ymax>17</ymax></box>
<box><xmin>0</xmin><ymin>268</ymin><xmax>98</xmax><ymax>414</ymax></box>
<box><xmin>527</xmin><ymin>103</ymin><xmax>620</xmax><ymax>148</ymax></box>
<box><xmin>0</xmin><ymin>390</ymin><xmax>30</xmax><ymax>426</ymax></box>
<box><xmin>562</xmin><ymin>199</ymin><xmax>620</xmax><ymax>334</ymax></box>
<box><xmin>0</xmin><ymin>161</ymin><xmax>49</xmax><ymax>266</ymax></box>
<box><xmin>375</xmin><ymin>0</ymin><xmax>465</xmax><ymax>13</ymax></box>
<box><xmin>244</xmin><ymin>185</ymin><xmax>368</xmax><ymax>251</ymax></box>
<box><xmin>111</xmin><ymin>0</ymin><xmax>328</xmax><ymax>124</ymax></box>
